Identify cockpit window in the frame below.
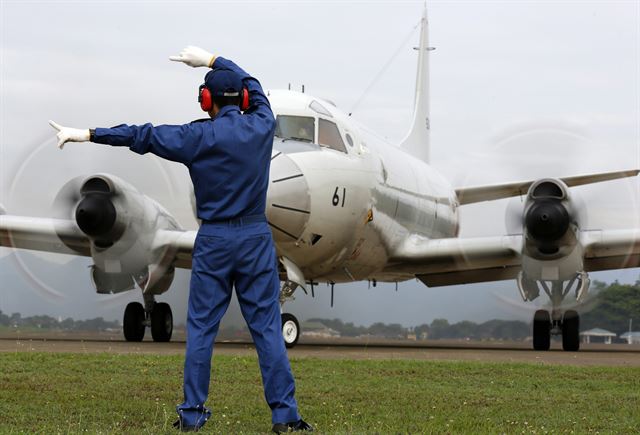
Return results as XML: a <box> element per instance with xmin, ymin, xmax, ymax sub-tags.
<box><xmin>318</xmin><ymin>119</ymin><xmax>347</xmax><ymax>153</ymax></box>
<box><xmin>275</xmin><ymin>115</ymin><xmax>315</xmax><ymax>143</ymax></box>
<box><xmin>309</xmin><ymin>100</ymin><xmax>332</xmax><ymax>117</ymax></box>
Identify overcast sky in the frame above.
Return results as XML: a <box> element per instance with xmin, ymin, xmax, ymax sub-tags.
<box><xmin>1</xmin><ymin>1</ymin><xmax>638</xmax><ymax>326</ymax></box>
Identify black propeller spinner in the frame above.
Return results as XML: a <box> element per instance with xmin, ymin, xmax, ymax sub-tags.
<box><xmin>75</xmin><ymin>193</ymin><xmax>116</xmax><ymax>237</ymax></box>
<box><xmin>525</xmin><ymin>199</ymin><xmax>570</xmax><ymax>243</ymax></box>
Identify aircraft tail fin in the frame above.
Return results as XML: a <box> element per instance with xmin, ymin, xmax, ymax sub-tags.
<box><xmin>399</xmin><ymin>6</ymin><xmax>431</xmax><ymax>163</ymax></box>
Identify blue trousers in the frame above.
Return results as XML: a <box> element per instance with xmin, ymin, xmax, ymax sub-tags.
<box><xmin>176</xmin><ymin>219</ymin><xmax>300</xmax><ymax>428</ymax></box>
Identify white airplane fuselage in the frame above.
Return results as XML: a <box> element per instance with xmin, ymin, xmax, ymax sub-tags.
<box><xmin>265</xmin><ymin>90</ymin><xmax>458</xmax><ymax>284</ymax></box>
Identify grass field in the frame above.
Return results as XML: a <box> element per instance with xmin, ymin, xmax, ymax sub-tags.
<box><xmin>1</xmin><ymin>352</ymin><xmax>639</xmax><ymax>434</ymax></box>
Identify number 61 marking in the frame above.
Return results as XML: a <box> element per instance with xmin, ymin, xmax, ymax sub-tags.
<box><xmin>332</xmin><ymin>187</ymin><xmax>346</xmax><ymax>207</ymax></box>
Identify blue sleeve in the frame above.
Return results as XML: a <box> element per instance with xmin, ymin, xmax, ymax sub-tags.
<box><xmin>93</xmin><ymin>123</ymin><xmax>205</xmax><ymax>165</ymax></box>
<box><xmin>212</xmin><ymin>57</ymin><xmax>274</xmax><ymax>125</ymax></box>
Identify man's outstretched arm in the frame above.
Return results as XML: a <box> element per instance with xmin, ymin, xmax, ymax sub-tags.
<box><xmin>49</xmin><ymin>120</ymin><xmax>202</xmax><ymax>165</ymax></box>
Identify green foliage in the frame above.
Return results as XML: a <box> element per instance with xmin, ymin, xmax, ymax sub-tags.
<box><xmin>1</xmin><ymin>352</ymin><xmax>639</xmax><ymax>433</ymax></box>
<box><xmin>428</xmin><ymin>318</ymin><xmax>450</xmax><ymax>338</ymax></box>
<box><xmin>368</xmin><ymin>322</ymin><xmax>407</xmax><ymax>339</ymax></box>
<box><xmin>581</xmin><ymin>279</ymin><xmax>640</xmax><ymax>334</ymax></box>
<box><xmin>308</xmin><ymin>317</ymin><xmax>530</xmax><ymax>341</ymax></box>
<box><xmin>306</xmin><ymin>318</ymin><xmax>367</xmax><ymax>337</ymax></box>
<box><xmin>0</xmin><ymin>310</ymin><xmax>119</xmax><ymax>331</ymax></box>
<box><xmin>0</xmin><ymin>310</ymin><xmax>9</xmax><ymax>326</ymax></box>
<box><xmin>428</xmin><ymin>319</ymin><xmax>529</xmax><ymax>340</ymax></box>
<box><xmin>413</xmin><ymin>323</ymin><xmax>430</xmax><ymax>339</ymax></box>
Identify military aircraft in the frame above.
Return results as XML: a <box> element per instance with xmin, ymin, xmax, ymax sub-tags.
<box><xmin>1</xmin><ymin>8</ymin><xmax>638</xmax><ymax>351</ymax></box>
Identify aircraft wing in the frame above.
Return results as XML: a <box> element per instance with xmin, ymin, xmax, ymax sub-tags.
<box><xmin>386</xmin><ymin>234</ymin><xmax>523</xmax><ymax>286</ymax></box>
<box><xmin>455</xmin><ymin>169</ymin><xmax>639</xmax><ymax>205</ymax></box>
<box><xmin>386</xmin><ymin>229</ymin><xmax>640</xmax><ymax>287</ymax></box>
<box><xmin>581</xmin><ymin>229</ymin><xmax>640</xmax><ymax>273</ymax></box>
<box><xmin>0</xmin><ymin>214</ymin><xmax>91</xmax><ymax>257</ymax></box>
<box><xmin>154</xmin><ymin>229</ymin><xmax>197</xmax><ymax>269</ymax></box>
<box><xmin>0</xmin><ymin>214</ymin><xmax>198</xmax><ymax>269</ymax></box>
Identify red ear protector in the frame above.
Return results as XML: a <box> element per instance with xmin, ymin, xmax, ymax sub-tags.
<box><xmin>198</xmin><ymin>85</ymin><xmax>250</xmax><ymax>112</ymax></box>
<box><xmin>198</xmin><ymin>84</ymin><xmax>212</xmax><ymax>112</ymax></box>
<box><xmin>240</xmin><ymin>88</ymin><xmax>249</xmax><ymax>111</ymax></box>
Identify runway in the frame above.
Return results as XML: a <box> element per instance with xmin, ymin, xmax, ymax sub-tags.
<box><xmin>2</xmin><ymin>336</ymin><xmax>640</xmax><ymax>366</ymax></box>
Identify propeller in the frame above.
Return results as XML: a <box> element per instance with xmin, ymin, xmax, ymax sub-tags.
<box><xmin>456</xmin><ymin>119</ymin><xmax>610</xmax><ymax>316</ymax></box>
<box><xmin>75</xmin><ymin>193</ymin><xmax>116</xmax><ymax>237</ymax></box>
<box><xmin>52</xmin><ymin>175</ymin><xmax>124</xmax><ymax>247</ymax></box>
<box><xmin>505</xmin><ymin>186</ymin><xmax>589</xmax><ymax>237</ymax></box>
<box><xmin>51</xmin><ymin>174</ymin><xmax>176</xmax><ymax>294</ymax></box>
<box><xmin>7</xmin><ymin>130</ymin><xmax>185</xmax><ymax>304</ymax></box>
<box><xmin>51</xmin><ymin>175</ymin><xmax>85</xmax><ymax>221</ymax></box>
<box><xmin>505</xmin><ymin>198</ymin><xmax>525</xmax><ymax>235</ymax></box>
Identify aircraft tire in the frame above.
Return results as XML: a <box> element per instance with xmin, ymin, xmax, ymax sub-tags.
<box><xmin>123</xmin><ymin>302</ymin><xmax>146</xmax><ymax>342</ymax></box>
<box><xmin>562</xmin><ymin>310</ymin><xmax>580</xmax><ymax>351</ymax></box>
<box><xmin>282</xmin><ymin>313</ymin><xmax>300</xmax><ymax>349</ymax></box>
<box><xmin>151</xmin><ymin>302</ymin><xmax>173</xmax><ymax>342</ymax></box>
<box><xmin>533</xmin><ymin>309</ymin><xmax>551</xmax><ymax>351</ymax></box>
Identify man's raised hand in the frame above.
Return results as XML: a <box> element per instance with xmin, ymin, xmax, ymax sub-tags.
<box><xmin>169</xmin><ymin>46</ymin><xmax>215</xmax><ymax>68</ymax></box>
<box><xmin>48</xmin><ymin>120</ymin><xmax>90</xmax><ymax>150</ymax></box>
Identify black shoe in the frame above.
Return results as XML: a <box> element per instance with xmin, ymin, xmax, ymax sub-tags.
<box><xmin>272</xmin><ymin>419</ymin><xmax>313</xmax><ymax>433</ymax></box>
<box><xmin>173</xmin><ymin>419</ymin><xmax>200</xmax><ymax>432</ymax></box>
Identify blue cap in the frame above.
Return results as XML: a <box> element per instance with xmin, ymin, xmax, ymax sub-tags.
<box><xmin>204</xmin><ymin>69</ymin><xmax>242</xmax><ymax>97</ymax></box>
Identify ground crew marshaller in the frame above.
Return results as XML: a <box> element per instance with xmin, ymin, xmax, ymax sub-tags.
<box><xmin>49</xmin><ymin>46</ymin><xmax>312</xmax><ymax>433</ymax></box>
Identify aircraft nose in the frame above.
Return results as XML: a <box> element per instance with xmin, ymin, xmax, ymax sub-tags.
<box><xmin>267</xmin><ymin>151</ymin><xmax>311</xmax><ymax>242</ymax></box>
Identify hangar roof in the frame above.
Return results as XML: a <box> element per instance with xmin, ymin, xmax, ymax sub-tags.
<box><xmin>579</xmin><ymin>328</ymin><xmax>617</xmax><ymax>337</ymax></box>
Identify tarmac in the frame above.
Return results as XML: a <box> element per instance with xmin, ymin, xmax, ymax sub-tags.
<box><xmin>2</xmin><ymin>334</ymin><xmax>640</xmax><ymax>367</ymax></box>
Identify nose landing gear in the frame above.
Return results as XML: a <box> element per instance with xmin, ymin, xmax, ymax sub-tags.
<box><xmin>280</xmin><ymin>279</ymin><xmax>302</xmax><ymax>348</ymax></box>
<box><xmin>281</xmin><ymin>312</ymin><xmax>300</xmax><ymax>348</ymax></box>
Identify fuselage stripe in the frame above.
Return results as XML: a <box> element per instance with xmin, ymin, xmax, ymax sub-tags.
<box><xmin>271</xmin><ymin>204</ymin><xmax>311</xmax><ymax>214</ymax></box>
<box><xmin>268</xmin><ymin>221</ymin><xmax>299</xmax><ymax>240</ymax></box>
<box><xmin>272</xmin><ymin>174</ymin><xmax>304</xmax><ymax>183</ymax></box>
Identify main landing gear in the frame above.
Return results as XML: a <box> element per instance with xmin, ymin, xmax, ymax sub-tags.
<box><xmin>123</xmin><ymin>294</ymin><xmax>173</xmax><ymax>342</ymax></box>
<box><xmin>520</xmin><ymin>274</ymin><xmax>587</xmax><ymax>352</ymax></box>
<box><xmin>532</xmin><ymin>309</ymin><xmax>580</xmax><ymax>351</ymax></box>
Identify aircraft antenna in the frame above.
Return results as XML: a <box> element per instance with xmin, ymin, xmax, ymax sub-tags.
<box><xmin>330</xmin><ymin>282</ymin><xmax>335</xmax><ymax>307</ymax></box>
<box><xmin>348</xmin><ymin>20</ymin><xmax>420</xmax><ymax>116</ymax></box>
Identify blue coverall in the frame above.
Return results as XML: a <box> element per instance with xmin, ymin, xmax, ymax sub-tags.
<box><xmin>92</xmin><ymin>57</ymin><xmax>300</xmax><ymax>428</ymax></box>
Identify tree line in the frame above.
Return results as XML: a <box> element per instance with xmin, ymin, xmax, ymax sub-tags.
<box><xmin>309</xmin><ymin>277</ymin><xmax>640</xmax><ymax>340</ymax></box>
<box><xmin>0</xmin><ymin>311</ymin><xmax>120</xmax><ymax>332</ymax></box>
<box><xmin>1</xmin><ymin>278</ymin><xmax>637</xmax><ymax>337</ymax></box>
<box><xmin>581</xmin><ymin>279</ymin><xmax>640</xmax><ymax>334</ymax></box>
<box><xmin>307</xmin><ymin>317</ymin><xmax>531</xmax><ymax>340</ymax></box>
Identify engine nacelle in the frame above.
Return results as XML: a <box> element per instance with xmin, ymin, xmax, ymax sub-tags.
<box><xmin>519</xmin><ymin>178</ymin><xmax>587</xmax><ymax>282</ymax></box>
<box><xmin>72</xmin><ymin>174</ymin><xmax>182</xmax><ymax>295</ymax></box>
<box><xmin>522</xmin><ymin>179</ymin><xmax>580</xmax><ymax>259</ymax></box>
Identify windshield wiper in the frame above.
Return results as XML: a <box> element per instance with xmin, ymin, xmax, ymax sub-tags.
<box><xmin>280</xmin><ymin>136</ymin><xmax>313</xmax><ymax>143</ymax></box>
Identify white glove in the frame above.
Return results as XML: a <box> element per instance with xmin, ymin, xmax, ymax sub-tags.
<box><xmin>169</xmin><ymin>45</ymin><xmax>215</xmax><ymax>68</ymax></box>
<box><xmin>48</xmin><ymin>120</ymin><xmax>90</xmax><ymax>150</ymax></box>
